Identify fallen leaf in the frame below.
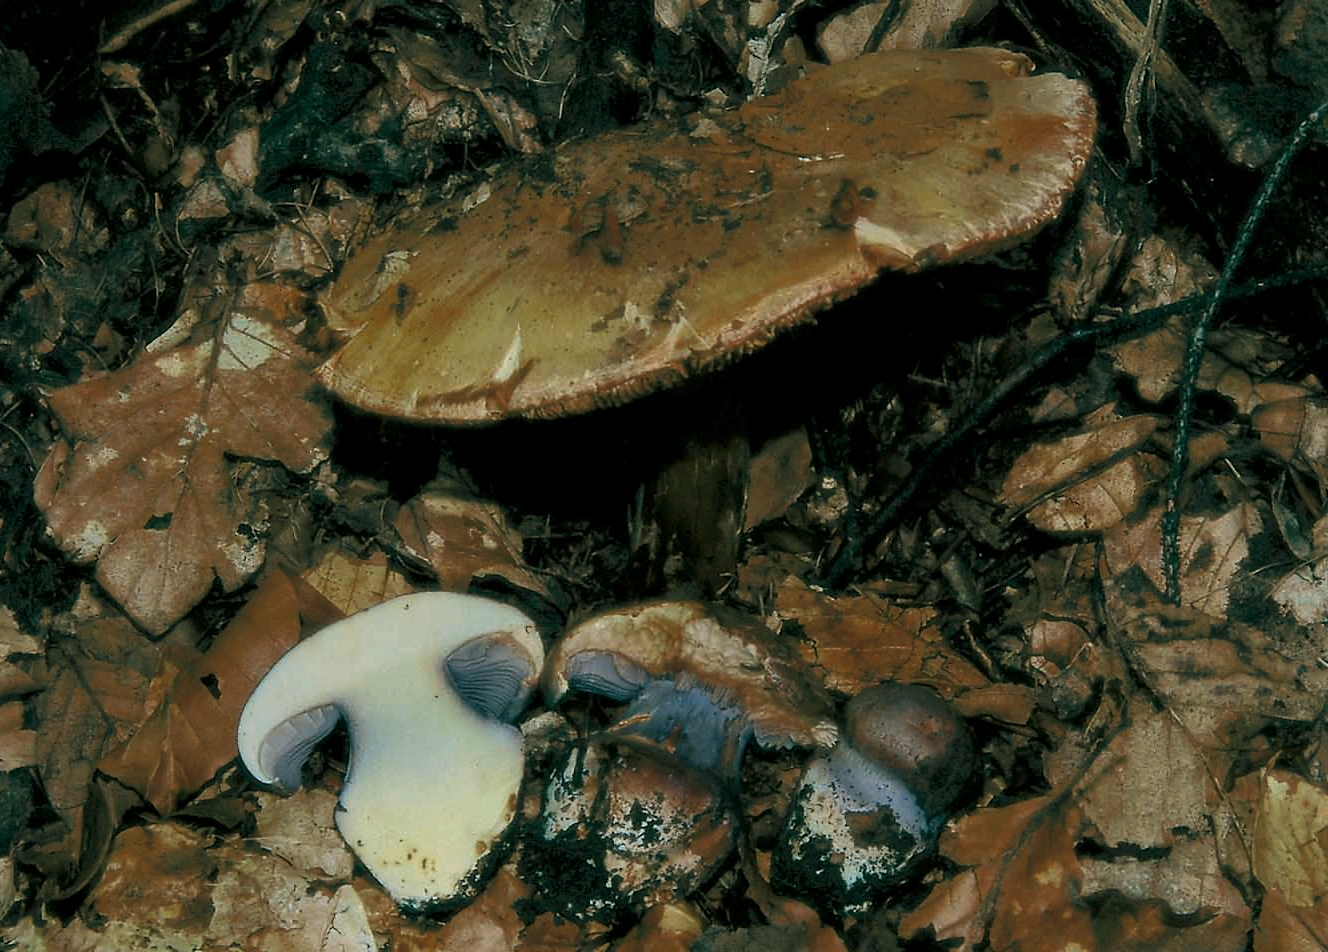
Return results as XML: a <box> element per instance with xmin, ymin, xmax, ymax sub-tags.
<box><xmin>1102</xmin><ymin>502</ymin><xmax>1264</xmax><ymax>620</ymax></box>
<box><xmin>999</xmin><ymin>412</ymin><xmax>1161</xmax><ymax>517</ymax></box>
<box><xmin>34</xmin><ymin>279</ymin><xmax>334</xmax><ymax>633</ymax></box>
<box><xmin>97</xmin><ymin>570</ymin><xmax>341</xmax><ymax>814</ymax></box>
<box><xmin>1252</xmin><ymin>769</ymin><xmax>1328</xmax><ymax>908</ymax></box>
<box><xmin>251</xmin><ymin>788</ymin><xmax>355</xmax><ymax>881</ymax></box>
<box><xmin>302</xmin><ymin>548</ymin><xmax>414</xmax><ymax>616</ymax></box>
<box><xmin>390</xmin><ymin>483</ymin><xmax>558</xmax><ymax>605</ymax></box>
<box><xmin>1106</xmin><ymin>592</ymin><xmax>1328</xmax><ymax>755</ymax></box>
<box><xmin>87</xmin><ymin>824</ymin><xmax>217</xmax><ymax>941</ymax></box>
<box><xmin>612</xmin><ymin>902</ymin><xmax>705</xmax><ymax>952</ymax></box>
<box><xmin>318</xmin><ymin>47</ymin><xmax>1095</xmax><ymax>422</ymax></box>
<box><xmin>902</xmin><ymin>796</ymin><xmax>1098</xmax><ymax>952</ymax></box>
<box><xmin>745</xmin><ymin>427</ymin><xmax>815</xmax><ymax>530</ymax></box>
<box><xmin>207</xmin><ymin>843</ymin><xmax>378</xmax><ymax>951</ymax></box>
<box><xmin>1253</xmin><ymin>393</ymin><xmax>1328</xmax><ymax>493</ymax></box>
<box><xmin>0</xmin><ymin>702</ymin><xmax>35</xmax><ymax>770</ymax></box>
<box><xmin>776</xmin><ymin>577</ymin><xmax>986</xmax><ymax>695</ymax></box>
<box><xmin>33</xmin><ymin>618</ymin><xmax>163</xmax><ymax>873</ymax></box>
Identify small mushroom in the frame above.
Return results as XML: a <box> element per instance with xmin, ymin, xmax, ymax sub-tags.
<box><xmin>543</xmin><ymin>600</ymin><xmax>838</xmax><ymax>779</ymax></box>
<box><xmin>525</xmin><ymin>600</ymin><xmax>836</xmax><ymax>921</ymax></box>
<box><xmin>236</xmin><ymin>591</ymin><xmax>544</xmax><ymax>912</ymax></box>
<box><xmin>771</xmin><ymin>682</ymin><xmax>977</xmax><ymax>919</ymax></box>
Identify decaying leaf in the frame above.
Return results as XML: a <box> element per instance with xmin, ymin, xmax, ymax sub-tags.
<box><xmin>999</xmin><ymin>411</ymin><xmax>1162</xmax><ymax>529</ymax></box>
<box><xmin>390</xmin><ymin>482</ymin><xmax>559</xmax><ymax>606</ymax></box>
<box><xmin>34</xmin><ymin>283</ymin><xmax>334</xmax><ymax>634</ymax></box>
<box><xmin>1102</xmin><ymin>502</ymin><xmax>1264</xmax><ymax>620</ymax></box>
<box><xmin>319</xmin><ymin>47</ymin><xmax>1095</xmax><ymax>423</ymax></box>
<box><xmin>302</xmin><ymin>548</ymin><xmax>415</xmax><ymax>616</ymax></box>
<box><xmin>250</xmin><ymin>788</ymin><xmax>355</xmax><ymax>881</ymax></box>
<box><xmin>97</xmin><ymin>570</ymin><xmax>341</xmax><ymax>814</ymax></box>
<box><xmin>775</xmin><ymin>577</ymin><xmax>986</xmax><ymax>695</ymax></box>
<box><xmin>33</xmin><ymin>618</ymin><xmax>163</xmax><ymax>867</ymax></box>
<box><xmin>902</xmin><ymin>796</ymin><xmax>1097</xmax><ymax>952</ymax></box>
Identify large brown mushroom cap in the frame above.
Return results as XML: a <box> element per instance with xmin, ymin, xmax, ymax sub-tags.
<box><xmin>318</xmin><ymin>47</ymin><xmax>1096</xmax><ymax>423</ymax></box>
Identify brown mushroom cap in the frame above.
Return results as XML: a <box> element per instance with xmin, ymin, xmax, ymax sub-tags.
<box><xmin>544</xmin><ymin>601</ymin><xmax>837</xmax><ymax>776</ymax></box>
<box><xmin>844</xmin><ymin>682</ymin><xmax>977</xmax><ymax>818</ymax></box>
<box><xmin>318</xmin><ymin>47</ymin><xmax>1096</xmax><ymax>424</ymax></box>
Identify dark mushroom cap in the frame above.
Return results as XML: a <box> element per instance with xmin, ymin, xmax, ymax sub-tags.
<box><xmin>771</xmin><ymin>681</ymin><xmax>978</xmax><ymax>918</ymax></box>
<box><xmin>844</xmin><ymin>682</ymin><xmax>977</xmax><ymax>818</ymax></box>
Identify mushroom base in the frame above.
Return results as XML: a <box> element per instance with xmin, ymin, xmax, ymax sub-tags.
<box><xmin>770</xmin><ymin>751</ymin><xmax>934</xmax><ymax>920</ymax></box>
<box><xmin>520</xmin><ymin>737</ymin><xmax>736</xmax><ymax>922</ymax></box>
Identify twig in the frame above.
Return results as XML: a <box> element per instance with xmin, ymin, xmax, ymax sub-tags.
<box><xmin>1161</xmin><ymin>100</ymin><xmax>1328</xmax><ymax>603</ymax></box>
<box><xmin>821</xmin><ymin>265</ymin><xmax>1328</xmax><ymax>588</ymax></box>
<box><xmin>99</xmin><ymin>0</ymin><xmax>201</xmax><ymax>56</ymax></box>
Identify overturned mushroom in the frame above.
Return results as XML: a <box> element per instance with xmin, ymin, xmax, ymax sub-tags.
<box><xmin>524</xmin><ymin>600</ymin><xmax>837</xmax><ymax>920</ymax></box>
<box><xmin>543</xmin><ymin>600</ymin><xmax>838</xmax><ymax>778</ymax></box>
<box><xmin>771</xmin><ymin>682</ymin><xmax>977</xmax><ymax>919</ymax></box>
<box><xmin>236</xmin><ymin>591</ymin><xmax>544</xmax><ymax>912</ymax></box>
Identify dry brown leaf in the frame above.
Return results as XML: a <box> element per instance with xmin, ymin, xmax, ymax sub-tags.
<box><xmin>34</xmin><ymin>282</ymin><xmax>334</xmax><ymax>634</ymax></box>
<box><xmin>0</xmin><ymin>606</ymin><xmax>44</xmax><ymax>701</ymax></box>
<box><xmin>999</xmin><ymin>412</ymin><xmax>1161</xmax><ymax>515</ymax></box>
<box><xmin>1252</xmin><ymin>769</ymin><xmax>1328</xmax><ymax>908</ymax></box>
<box><xmin>902</xmin><ymin>796</ymin><xmax>1098</xmax><ymax>952</ymax></box>
<box><xmin>86</xmin><ymin>824</ymin><xmax>217</xmax><ymax>942</ymax></box>
<box><xmin>0</xmin><ymin>702</ymin><xmax>35</xmax><ymax>771</ymax></box>
<box><xmin>611</xmin><ymin>903</ymin><xmax>704</xmax><ymax>952</ymax></box>
<box><xmin>1253</xmin><ymin>393</ymin><xmax>1328</xmax><ymax>492</ymax></box>
<box><xmin>1270</xmin><ymin>511</ymin><xmax>1328</xmax><ymax>626</ymax></box>
<box><xmin>207</xmin><ymin>839</ymin><xmax>377</xmax><ymax>951</ymax></box>
<box><xmin>357</xmin><ymin>864</ymin><xmax>542</xmax><ymax>951</ymax></box>
<box><xmin>1071</xmin><ymin>712</ymin><xmax>1252</xmax><ymax>948</ymax></box>
<box><xmin>33</xmin><ymin>618</ymin><xmax>163</xmax><ymax>871</ymax></box>
<box><xmin>97</xmin><ymin>570</ymin><xmax>342</xmax><ymax>814</ymax></box>
<box><xmin>1077</xmin><ymin>711</ymin><xmax>1216</xmax><ymax>849</ymax></box>
<box><xmin>950</xmin><ymin>683</ymin><xmax>1038</xmax><ymax>726</ymax></box>
<box><xmin>251</xmin><ymin>788</ymin><xmax>355</xmax><ymax>881</ymax></box>
<box><xmin>775</xmin><ymin>577</ymin><xmax>986</xmax><ymax>695</ymax></box>
<box><xmin>1254</xmin><ymin>887</ymin><xmax>1328</xmax><ymax>952</ymax></box>
<box><xmin>1102</xmin><ymin>502</ymin><xmax>1263</xmax><ymax>620</ymax></box>
<box><xmin>745</xmin><ymin>427</ymin><xmax>815</xmax><ymax>530</ymax></box>
<box><xmin>391</xmin><ymin>484</ymin><xmax>556</xmax><ymax>604</ymax></box>
<box><xmin>302</xmin><ymin>548</ymin><xmax>414</xmax><ymax>616</ymax></box>
<box><xmin>1106</xmin><ymin>593</ymin><xmax>1328</xmax><ymax>755</ymax></box>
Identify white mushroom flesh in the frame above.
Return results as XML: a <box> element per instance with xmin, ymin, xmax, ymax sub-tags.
<box><xmin>237</xmin><ymin>592</ymin><xmax>544</xmax><ymax>911</ymax></box>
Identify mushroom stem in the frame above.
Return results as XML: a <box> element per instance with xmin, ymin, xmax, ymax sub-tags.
<box><xmin>633</xmin><ymin>385</ymin><xmax>749</xmax><ymax>597</ymax></box>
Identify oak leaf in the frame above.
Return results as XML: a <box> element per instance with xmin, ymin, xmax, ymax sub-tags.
<box><xmin>34</xmin><ymin>283</ymin><xmax>333</xmax><ymax>634</ymax></box>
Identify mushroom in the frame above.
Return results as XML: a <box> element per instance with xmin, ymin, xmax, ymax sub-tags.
<box><xmin>311</xmin><ymin>48</ymin><xmax>1096</xmax><ymax>595</ymax></box>
<box><xmin>543</xmin><ymin>600</ymin><xmax>839</xmax><ymax>779</ymax></box>
<box><xmin>771</xmin><ymin>682</ymin><xmax>977</xmax><ymax>919</ymax></box>
<box><xmin>523</xmin><ymin>600</ymin><xmax>837</xmax><ymax>921</ymax></box>
<box><xmin>236</xmin><ymin>591</ymin><xmax>544</xmax><ymax>912</ymax></box>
